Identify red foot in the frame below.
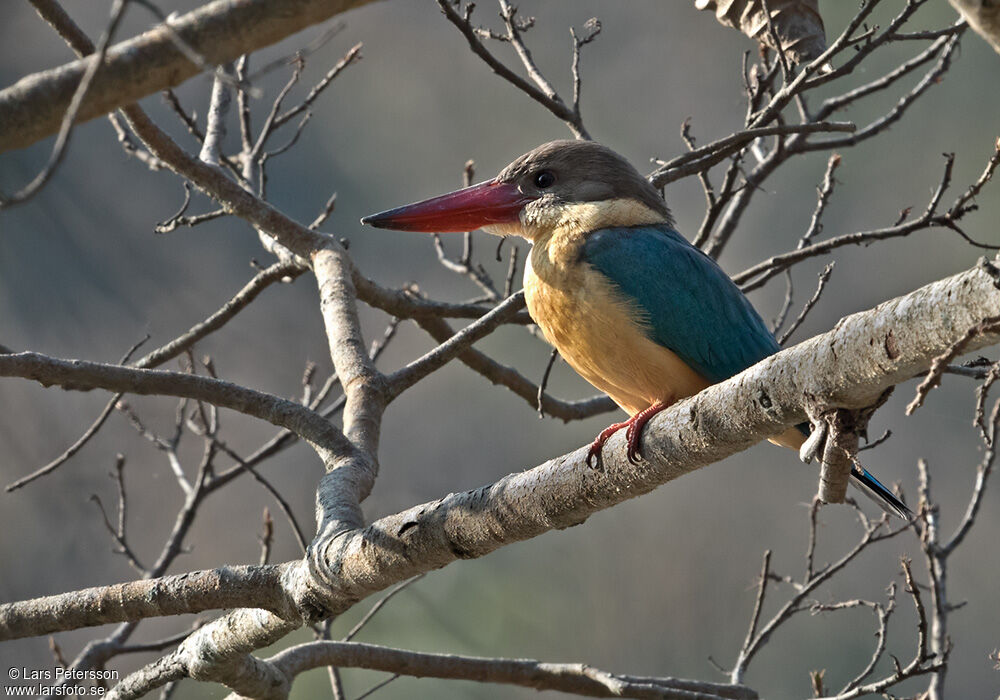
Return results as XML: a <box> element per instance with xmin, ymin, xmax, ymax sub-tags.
<box><xmin>624</xmin><ymin>401</ymin><xmax>670</xmax><ymax>464</ymax></box>
<box><xmin>586</xmin><ymin>419</ymin><xmax>630</xmax><ymax>468</ymax></box>
<box><xmin>586</xmin><ymin>401</ymin><xmax>670</xmax><ymax>467</ymax></box>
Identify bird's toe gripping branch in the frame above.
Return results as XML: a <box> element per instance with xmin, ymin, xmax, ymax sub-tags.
<box><xmin>586</xmin><ymin>401</ymin><xmax>671</xmax><ymax>467</ymax></box>
<box><xmin>586</xmin><ymin>419</ymin><xmax>631</xmax><ymax>468</ymax></box>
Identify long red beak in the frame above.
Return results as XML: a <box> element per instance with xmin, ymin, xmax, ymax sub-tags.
<box><xmin>361</xmin><ymin>180</ymin><xmax>529</xmax><ymax>232</ymax></box>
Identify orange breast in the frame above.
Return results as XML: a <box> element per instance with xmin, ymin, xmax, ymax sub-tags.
<box><xmin>524</xmin><ymin>241</ymin><xmax>709</xmax><ymax>416</ymax></box>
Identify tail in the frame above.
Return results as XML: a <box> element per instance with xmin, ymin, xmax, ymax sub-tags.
<box><xmin>849</xmin><ymin>465</ymin><xmax>912</xmax><ymax>520</ymax></box>
<box><xmin>780</xmin><ymin>423</ymin><xmax>912</xmax><ymax>520</ymax></box>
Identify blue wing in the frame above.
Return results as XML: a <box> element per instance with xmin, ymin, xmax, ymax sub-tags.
<box><xmin>581</xmin><ymin>225</ymin><xmax>779</xmax><ymax>383</ymax></box>
<box><xmin>582</xmin><ymin>227</ymin><xmax>913</xmax><ymax>519</ymax></box>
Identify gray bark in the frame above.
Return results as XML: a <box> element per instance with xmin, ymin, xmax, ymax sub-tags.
<box><xmin>0</xmin><ymin>0</ymin><xmax>376</xmax><ymax>152</ymax></box>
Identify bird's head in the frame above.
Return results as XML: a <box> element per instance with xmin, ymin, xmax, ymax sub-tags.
<box><xmin>361</xmin><ymin>140</ymin><xmax>672</xmax><ymax>241</ymax></box>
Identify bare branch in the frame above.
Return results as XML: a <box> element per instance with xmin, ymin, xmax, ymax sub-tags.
<box><xmin>343</xmin><ymin>574</ymin><xmax>426</xmax><ymax>642</ymax></box>
<box><xmin>907</xmin><ymin>281</ymin><xmax>1000</xmax><ymax>416</ymax></box>
<box><xmin>0</xmin><ymin>565</ymin><xmax>293</xmax><ymax>640</ymax></box>
<box><xmin>434</xmin><ymin>233</ymin><xmax>500</xmax><ymax>299</ymax></box>
<box><xmin>274</xmin><ymin>42</ymin><xmax>363</xmax><ymax>129</ymax></box>
<box><xmin>901</xmin><ymin>557</ymin><xmax>930</xmax><ymax>665</ymax></box>
<box><xmin>5</xmin><ymin>261</ymin><xmax>303</xmax><ymax>492</ymax></box>
<box><xmin>734</xmin><ymin>153</ymin><xmax>996</xmax><ymax>292</ymax></box>
<box><xmin>414</xmin><ymin>314</ymin><xmax>616</xmax><ymax>422</ymax></box>
<box><xmin>294</xmin><ymin>259</ymin><xmax>1000</xmax><ymax>634</ymax></box>
<box><xmin>309</xmin><ymin>191</ymin><xmax>338</xmax><ymax>230</ymax></box>
<box><xmin>815</xmin><ymin>32</ymin><xmax>958</xmax><ymax>120</ymax></box>
<box><xmin>436</xmin><ymin>0</ymin><xmax>590</xmax><ymax>139</ymax></box>
<box><xmin>570</xmin><ymin>18</ymin><xmax>601</xmax><ymax>118</ymax></box>
<box><xmin>731</xmin><ymin>514</ymin><xmax>904</xmax><ymax>684</ymax></box>
<box><xmin>797</xmin><ymin>31</ymin><xmax>963</xmax><ymax>154</ymax></box>
<box><xmin>5</xmin><ymin>396</ymin><xmax>118</xmax><ymax>492</ymax></box>
<box><xmin>738</xmin><ymin>550</ymin><xmax>772</xmax><ymax>665</ymax></box>
<box><xmin>198</xmin><ymin>65</ymin><xmax>234</xmax><ymax>165</ymax></box>
<box><xmin>354</xmin><ymin>276</ymin><xmax>532</xmax><ymax>323</ymax></box>
<box><xmin>799</xmin><ymin>154</ymin><xmax>841</xmax><ymax>249</ymax></box>
<box><xmin>155</xmin><ymin>206</ymin><xmax>227</xmax><ymax>233</ymax></box>
<box><xmin>0</xmin><ymin>0</ymin><xmax>377</xmax><ymax>152</ymax></box>
<box><xmin>387</xmin><ymin>293</ymin><xmax>526</xmax><ymax>398</ymax></box>
<box><xmin>269</xmin><ymin>640</ymin><xmax>757</xmax><ymax>700</ymax></box>
<box><xmin>941</xmin><ymin>399</ymin><xmax>1000</xmax><ymax>555</ymax></box>
<box><xmin>138</xmin><ymin>261</ymin><xmax>306</xmax><ymax>368</ymax></box>
<box><xmin>354</xmin><ymin>673</ymin><xmax>400</xmax><ymax>699</ymax></box>
<box><xmin>0</xmin><ymin>351</ymin><xmax>351</xmax><ymax>457</ymax></box>
<box><xmin>1</xmin><ymin>0</ymin><xmax>129</xmax><ymax>208</ymax></box>
<box><xmin>259</xmin><ymin>508</ymin><xmax>275</xmax><ymax>566</ymax></box>
<box><xmin>88</xmin><ymin>453</ymin><xmax>146</xmax><ymax>573</ymax></box>
<box><xmin>214</xmin><ymin>441</ymin><xmax>310</xmax><ymax>555</ymax></box>
<box><xmin>649</xmin><ymin>122</ymin><xmax>853</xmax><ymax>188</ymax></box>
<box><xmin>778</xmin><ymin>262</ymin><xmax>834</xmax><ymax>345</ymax></box>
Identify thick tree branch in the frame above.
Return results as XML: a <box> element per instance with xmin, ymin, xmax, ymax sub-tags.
<box><xmin>4</xmin><ymin>258</ymin><xmax>999</xmax><ymax>652</ymax></box>
<box><xmin>288</xmin><ymin>257</ymin><xmax>1000</xmax><ymax>620</ymax></box>
<box><xmin>309</xmin><ymin>247</ymin><xmax>386</xmax><ymax>537</ymax></box>
<box><xmin>0</xmin><ymin>566</ymin><xmax>292</xmax><ymax>640</ymax></box>
<box><xmin>107</xmin><ymin>610</ymin><xmax>297</xmax><ymax>700</ymax></box>
<box><xmin>0</xmin><ymin>0</ymin><xmax>378</xmax><ymax>152</ymax></box>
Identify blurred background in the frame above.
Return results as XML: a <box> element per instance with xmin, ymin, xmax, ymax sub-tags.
<box><xmin>1</xmin><ymin>1</ymin><xmax>998</xmax><ymax>698</ymax></box>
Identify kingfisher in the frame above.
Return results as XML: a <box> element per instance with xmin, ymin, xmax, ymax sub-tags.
<box><xmin>362</xmin><ymin>140</ymin><xmax>909</xmax><ymax>518</ymax></box>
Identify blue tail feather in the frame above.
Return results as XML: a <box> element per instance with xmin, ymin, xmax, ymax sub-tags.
<box><xmin>850</xmin><ymin>466</ymin><xmax>912</xmax><ymax>520</ymax></box>
<box><xmin>797</xmin><ymin>422</ymin><xmax>911</xmax><ymax>519</ymax></box>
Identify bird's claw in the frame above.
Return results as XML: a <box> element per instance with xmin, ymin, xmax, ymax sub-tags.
<box><xmin>624</xmin><ymin>421</ymin><xmax>642</xmax><ymax>464</ymax></box>
<box><xmin>585</xmin><ymin>442</ymin><xmax>603</xmax><ymax>469</ymax></box>
<box><xmin>588</xmin><ymin>401</ymin><xmax>669</xmax><ymax>467</ymax></box>
<box><xmin>587</xmin><ymin>419</ymin><xmax>629</xmax><ymax>468</ymax></box>
<box><xmin>626</xmin><ymin>401</ymin><xmax>670</xmax><ymax>465</ymax></box>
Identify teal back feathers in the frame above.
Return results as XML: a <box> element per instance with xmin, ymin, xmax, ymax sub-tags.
<box><xmin>581</xmin><ymin>225</ymin><xmax>780</xmax><ymax>383</ymax></box>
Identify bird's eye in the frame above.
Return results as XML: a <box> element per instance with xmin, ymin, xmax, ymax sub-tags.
<box><xmin>533</xmin><ymin>170</ymin><xmax>555</xmax><ymax>189</ymax></box>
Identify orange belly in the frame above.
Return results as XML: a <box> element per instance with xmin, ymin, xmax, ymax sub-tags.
<box><xmin>525</xmin><ymin>258</ymin><xmax>710</xmax><ymax>416</ymax></box>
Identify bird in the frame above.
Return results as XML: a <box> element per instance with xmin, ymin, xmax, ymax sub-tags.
<box><xmin>361</xmin><ymin>139</ymin><xmax>909</xmax><ymax>518</ymax></box>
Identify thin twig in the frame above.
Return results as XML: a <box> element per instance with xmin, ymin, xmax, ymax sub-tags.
<box><xmin>649</xmin><ymin>122</ymin><xmax>854</xmax><ymax>188</ymax></box>
<box><xmin>387</xmin><ymin>293</ymin><xmax>527</xmax><ymax>397</ymax></box>
<box><xmin>343</xmin><ymin>574</ymin><xmax>426</xmax><ymax>642</ymax></box>
<box><xmin>537</xmin><ymin>348</ymin><xmax>559</xmax><ymax>418</ymax></box>
<box><xmin>274</xmin><ymin>43</ymin><xmax>363</xmax><ymax>129</ymax></box>
<box><xmin>778</xmin><ymin>262</ymin><xmax>835</xmax><ymax>345</ymax></box>
<box><xmin>354</xmin><ymin>674</ymin><xmax>400</xmax><ymax>700</ymax></box>
<box><xmin>437</xmin><ymin>0</ymin><xmax>589</xmax><ymax>139</ymax></box>
<box><xmin>259</xmin><ymin>508</ymin><xmax>274</xmax><ymax>566</ymax></box>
